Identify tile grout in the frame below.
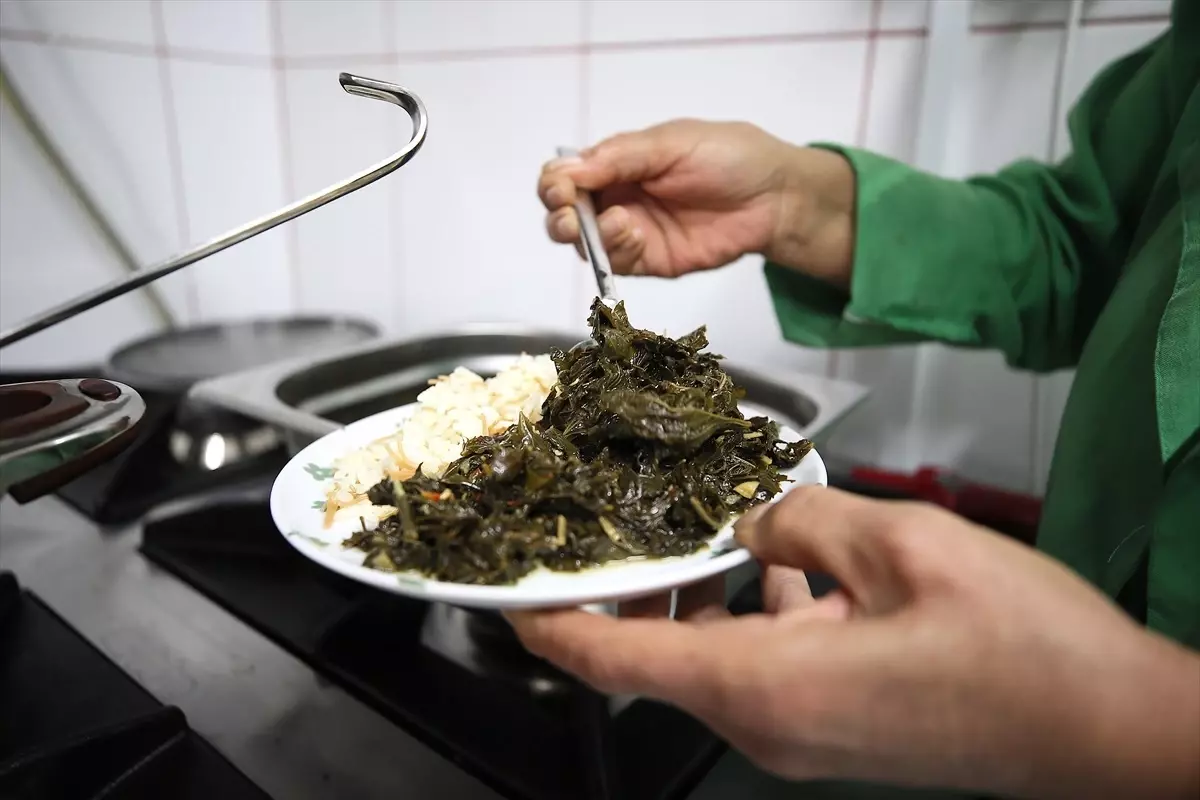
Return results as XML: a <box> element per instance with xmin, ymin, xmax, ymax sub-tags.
<box><xmin>827</xmin><ymin>0</ymin><xmax>885</xmax><ymax>381</ymax></box>
<box><xmin>380</xmin><ymin>0</ymin><xmax>403</xmax><ymax>336</ymax></box>
<box><xmin>148</xmin><ymin>0</ymin><xmax>197</xmax><ymax>324</ymax></box>
<box><xmin>0</xmin><ymin>11</ymin><xmax>1170</xmax><ymax>68</ymax></box>
<box><xmin>268</xmin><ymin>0</ymin><xmax>302</xmax><ymax>315</ymax></box>
<box><xmin>574</xmin><ymin>0</ymin><xmax>592</xmax><ymax>321</ymax></box>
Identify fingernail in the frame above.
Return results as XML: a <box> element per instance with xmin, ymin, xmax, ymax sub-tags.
<box><xmin>733</xmin><ymin>504</ymin><xmax>768</xmax><ymax>545</ymax></box>
<box><xmin>545</xmin><ymin>155</ymin><xmax>583</xmax><ymax>171</ymax></box>
<box><xmin>599</xmin><ymin>208</ymin><xmax>627</xmax><ymax>238</ymax></box>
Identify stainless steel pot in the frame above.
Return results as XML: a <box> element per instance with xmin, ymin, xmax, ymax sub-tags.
<box><xmin>105</xmin><ymin>315</ymin><xmax>381</xmax><ymax>471</ymax></box>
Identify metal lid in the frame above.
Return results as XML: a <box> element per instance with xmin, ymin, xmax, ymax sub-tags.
<box><xmin>105</xmin><ymin>315</ymin><xmax>380</xmax><ymax>394</ymax></box>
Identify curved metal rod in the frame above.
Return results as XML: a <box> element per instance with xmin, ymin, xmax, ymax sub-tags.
<box><xmin>0</xmin><ymin>73</ymin><xmax>428</xmax><ymax>349</ymax></box>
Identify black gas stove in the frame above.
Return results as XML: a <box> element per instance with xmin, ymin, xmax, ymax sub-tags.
<box><xmin>0</xmin><ymin>571</ymin><xmax>270</xmax><ymax>800</ymax></box>
<box><xmin>136</xmin><ymin>481</ymin><xmax>758</xmax><ymax>800</ymax></box>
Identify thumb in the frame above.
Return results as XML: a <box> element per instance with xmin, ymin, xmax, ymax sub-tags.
<box><xmin>734</xmin><ymin>486</ymin><xmax>920</xmax><ymax>614</ymax></box>
<box><xmin>561</xmin><ymin>126</ymin><xmax>684</xmax><ymax>190</ymax></box>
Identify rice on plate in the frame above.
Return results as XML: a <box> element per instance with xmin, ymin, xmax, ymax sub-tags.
<box><xmin>322</xmin><ymin>354</ymin><xmax>558</xmax><ymax>528</ymax></box>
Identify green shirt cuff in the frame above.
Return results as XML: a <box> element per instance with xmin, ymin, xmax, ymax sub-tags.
<box><xmin>765</xmin><ymin>143</ymin><xmax>987</xmax><ymax>349</ymax></box>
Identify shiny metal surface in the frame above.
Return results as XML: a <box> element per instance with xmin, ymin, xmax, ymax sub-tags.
<box><xmin>0</xmin><ymin>494</ymin><xmax>502</xmax><ymax>800</ymax></box>
<box><xmin>556</xmin><ymin>146</ymin><xmax>618</xmax><ymax>306</ymax></box>
<box><xmin>190</xmin><ymin>328</ymin><xmax>870</xmax><ymax>453</ymax></box>
<box><xmin>166</xmin><ymin>421</ymin><xmax>281</xmax><ymax>472</ymax></box>
<box><xmin>0</xmin><ymin>379</ymin><xmax>145</xmax><ymax>493</ymax></box>
<box><xmin>0</xmin><ymin>74</ymin><xmax>428</xmax><ymax>349</ymax></box>
<box><xmin>105</xmin><ymin>316</ymin><xmax>381</xmax><ymax>394</ymax></box>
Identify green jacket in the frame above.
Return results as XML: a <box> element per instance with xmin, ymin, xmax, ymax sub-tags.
<box><xmin>765</xmin><ymin>1</ymin><xmax>1199</xmax><ymax>650</ymax></box>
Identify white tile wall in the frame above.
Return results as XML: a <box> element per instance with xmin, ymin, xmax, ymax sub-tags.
<box><xmin>393</xmin><ymin>55</ymin><xmax>583</xmax><ymax>334</ymax></box>
<box><xmin>160</xmin><ymin>0</ymin><xmax>273</xmax><ymax>58</ymax></box>
<box><xmin>1</xmin><ymin>0</ymin><xmax>155</xmax><ymax>45</ymax></box>
<box><xmin>283</xmin><ymin>62</ymin><xmax>399</xmax><ymax>330</ymax></box>
<box><xmin>0</xmin><ymin>0</ymin><xmax>1173</xmax><ymax>493</ymax></box>
<box><xmin>0</xmin><ymin>97</ymin><xmax>162</xmax><ymax>369</ymax></box>
<box><xmin>588</xmin><ymin>0</ymin><xmax>874</xmax><ymax>44</ymax></box>
<box><xmin>1086</xmin><ymin>0</ymin><xmax>1172</xmax><ymax>21</ymax></box>
<box><xmin>587</xmin><ymin>38</ymin><xmax>866</xmax><ymax>375</ymax></box>
<box><xmin>971</xmin><ymin>0</ymin><xmax>1070</xmax><ymax>29</ymax></box>
<box><xmin>0</xmin><ymin>40</ymin><xmax>194</xmax><ymax>321</ymax></box>
<box><xmin>277</xmin><ymin>0</ymin><xmax>390</xmax><ymax>58</ymax></box>
<box><xmin>393</xmin><ymin>0</ymin><xmax>583</xmax><ymax>53</ymax></box>
<box><xmin>879</xmin><ymin>0</ymin><xmax>929</xmax><ymax>31</ymax></box>
<box><xmin>167</xmin><ymin>58</ymin><xmax>293</xmax><ymax>321</ymax></box>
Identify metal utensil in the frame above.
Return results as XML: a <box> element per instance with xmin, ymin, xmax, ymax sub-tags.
<box><xmin>105</xmin><ymin>314</ymin><xmax>380</xmax><ymax>471</ymax></box>
<box><xmin>556</xmin><ymin>146</ymin><xmax>618</xmax><ymax>307</ymax></box>
<box><xmin>0</xmin><ymin>73</ymin><xmax>428</xmax><ymax>349</ymax></box>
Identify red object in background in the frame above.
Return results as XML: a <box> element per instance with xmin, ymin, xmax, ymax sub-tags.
<box><xmin>848</xmin><ymin>466</ymin><xmax>1044</xmax><ymax>546</ymax></box>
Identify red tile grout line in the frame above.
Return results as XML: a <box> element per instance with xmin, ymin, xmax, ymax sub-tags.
<box><xmin>0</xmin><ymin>27</ymin><xmax>270</xmax><ymax>66</ymax></box>
<box><xmin>380</xmin><ymin>0</ymin><xmax>403</xmax><ymax>334</ymax></box>
<box><xmin>148</xmin><ymin>0</ymin><xmax>198</xmax><ymax>324</ymax></box>
<box><xmin>268</xmin><ymin>0</ymin><xmax>301</xmax><ymax>314</ymax></box>
<box><xmin>0</xmin><ymin>11</ymin><xmax>1170</xmax><ymax>68</ymax></box>
<box><xmin>976</xmin><ymin>12</ymin><xmax>1172</xmax><ymax>35</ymax></box>
<box><xmin>575</xmin><ymin>1</ymin><xmax>592</xmax><ymax>315</ymax></box>
<box><xmin>280</xmin><ymin>29</ymin><xmax>919</xmax><ymax>69</ymax></box>
<box><xmin>828</xmin><ymin>0</ymin><xmax>884</xmax><ymax>381</ymax></box>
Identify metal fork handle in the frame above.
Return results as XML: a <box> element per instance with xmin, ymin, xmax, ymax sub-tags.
<box><xmin>0</xmin><ymin>73</ymin><xmax>428</xmax><ymax>349</ymax></box>
<box><xmin>557</xmin><ymin>146</ymin><xmax>618</xmax><ymax>306</ymax></box>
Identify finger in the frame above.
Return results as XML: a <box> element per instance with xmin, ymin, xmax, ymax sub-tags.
<box><xmin>761</xmin><ymin>565</ymin><xmax>814</xmax><ymax>614</ymax></box>
<box><xmin>619</xmin><ymin>593</ymin><xmax>672</xmax><ymax>618</ymax></box>
<box><xmin>559</xmin><ymin>127</ymin><xmax>681</xmax><ymax>191</ymax></box>
<box><xmin>735</xmin><ymin>487</ymin><xmax>918</xmax><ymax>612</ymax></box>
<box><xmin>545</xmin><ymin>207</ymin><xmax>579</xmax><ymax>244</ymax></box>
<box><xmin>597</xmin><ymin>205</ymin><xmax>634</xmax><ymax>247</ymax></box>
<box><xmin>601</xmin><ymin>218</ymin><xmax>647</xmax><ymax>275</ymax></box>
<box><xmin>676</xmin><ymin>576</ymin><xmax>730</xmax><ymax>622</ymax></box>
<box><xmin>538</xmin><ymin>170</ymin><xmax>577</xmax><ymax>212</ymax></box>
<box><xmin>507</xmin><ymin>609</ymin><xmax>736</xmax><ymax>703</ymax></box>
<box><xmin>798</xmin><ymin>589</ymin><xmax>854</xmax><ymax>622</ymax></box>
<box><xmin>592</xmin><ymin>205</ymin><xmax>647</xmax><ymax>275</ymax></box>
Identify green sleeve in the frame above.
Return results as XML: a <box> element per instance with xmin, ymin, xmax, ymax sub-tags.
<box><xmin>766</xmin><ymin>26</ymin><xmax>1182</xmax><ymax>372</ymax></box>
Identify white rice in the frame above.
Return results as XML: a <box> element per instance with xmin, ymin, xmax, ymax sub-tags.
<box><xmin>323</xmin><ymin>354</ymin><xmax>558</xmax><ymax>528</ymax></box>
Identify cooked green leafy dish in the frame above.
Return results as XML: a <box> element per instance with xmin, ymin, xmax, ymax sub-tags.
<box><xmin>344</xmin><ymin>299</ymin><xmax>813</xmax><ymax>585</ymax></box>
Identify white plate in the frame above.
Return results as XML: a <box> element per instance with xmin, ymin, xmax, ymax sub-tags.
<box><xmin>270</xmin><ymin>402</ymin><xmax>826</xmax><ymax>610</ymax></box>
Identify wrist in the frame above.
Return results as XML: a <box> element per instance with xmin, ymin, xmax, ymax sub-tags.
<box><xmin>763</xmin><ymin>146</ymin><xmax>856</xmax><ymax>291</ymax></box>
<box><xmin>1019</xmin><ymin>630</ymin><xmax>1200</xmax><ymax>800</ymax></box>
<box><xmin>1081</xmin><ymin>636</ymin><xmax>1200</xmax><ymax>799</ymax></box>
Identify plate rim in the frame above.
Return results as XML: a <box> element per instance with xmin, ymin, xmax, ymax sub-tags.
<box><xmin>270</xmin><ymin>403</ymin><xmax>827</xmax><ymax>609</ymax></box>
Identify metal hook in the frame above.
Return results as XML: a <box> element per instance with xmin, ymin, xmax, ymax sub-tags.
<box><xmin>0</xmin><ymin>73</ymin><xmax>428</xmax><ymax>349</ymax></box>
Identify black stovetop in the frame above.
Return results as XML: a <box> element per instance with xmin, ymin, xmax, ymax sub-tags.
<box><xmin>137</xmin><ymin>480</ymin><xmax>763</xmax><ymax>800</ymax></box>
<box><xmin>0</xmin><ymin>572</ymin><xmax>271</xmax><ymax>800</ymax></box>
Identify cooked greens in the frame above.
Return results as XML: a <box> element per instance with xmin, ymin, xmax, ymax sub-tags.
<box><xmin>344</xmin><ymin>299</ymin><xmax>813</xmax><ymax>585</ymax></box>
